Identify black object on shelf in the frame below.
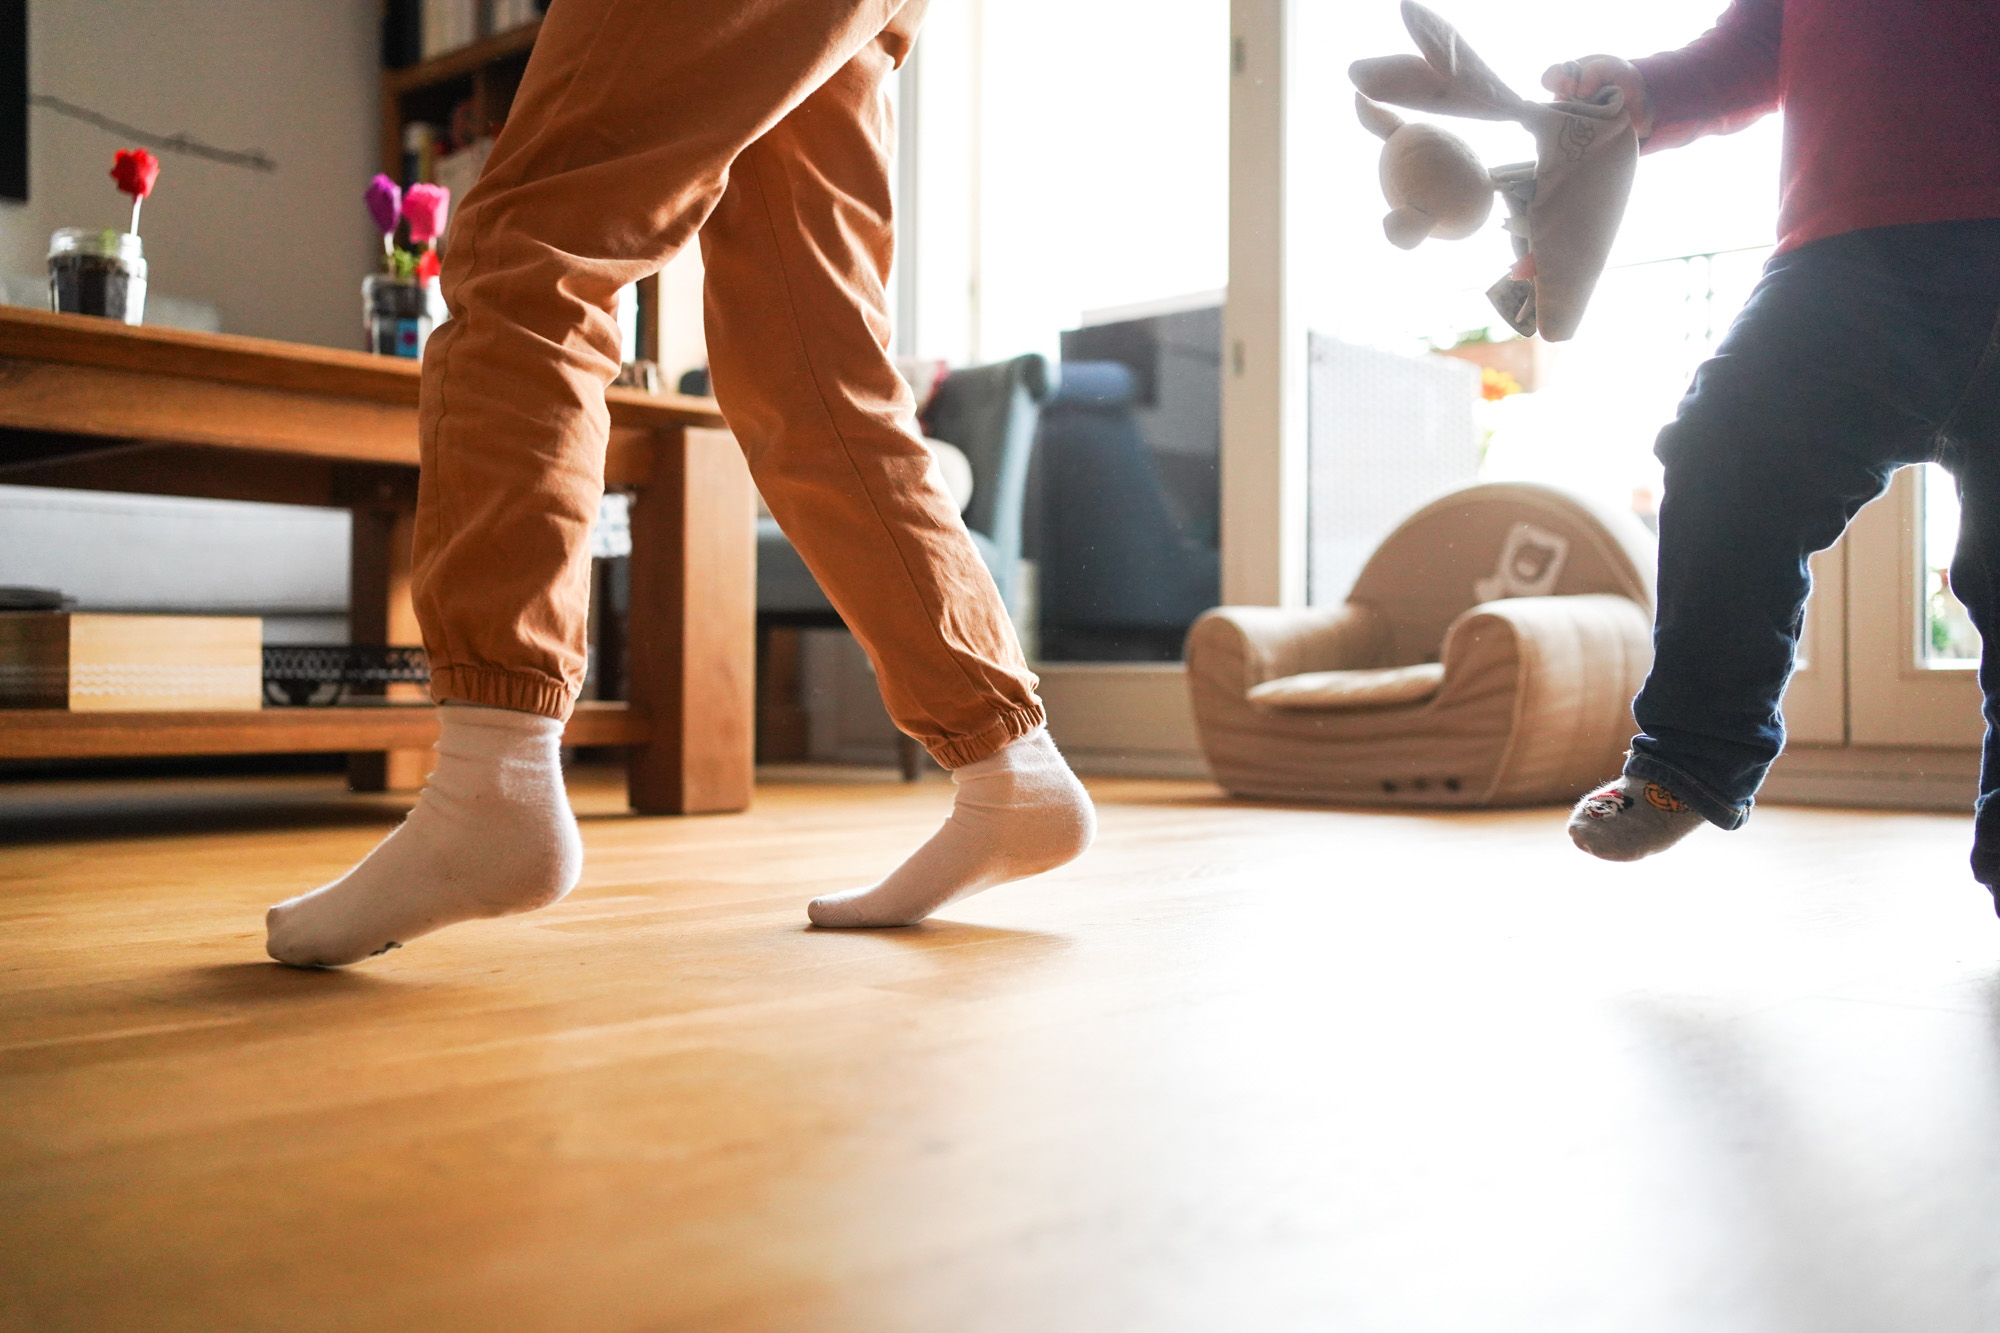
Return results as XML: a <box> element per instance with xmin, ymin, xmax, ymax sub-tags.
<box><xmin>262</xmin><ymin>645</ymin><xmax>429</xmax><ymax>707</ymax></box>
<box><xmin>382</xmin><ymin>0</ymin><xmax>422</xmax><ymax>69</ymax></box>
<box><xmin>0</xmin><ymin>586</ymin><xmax>75</xmax><ymax>610</ymax></box>
<box><xmin>0</xmin><ymin>0</ymin><xmax>24</xmax><ymax>203</ymax></box>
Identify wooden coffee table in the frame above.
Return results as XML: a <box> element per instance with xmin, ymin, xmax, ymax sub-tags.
<box><xmin>0</xmin><ymin>307</ymin><xmax>754</xmax><ymax>814</ymax></box>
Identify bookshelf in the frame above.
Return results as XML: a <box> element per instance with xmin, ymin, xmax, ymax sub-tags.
<box><xmin>379</xmin><ymin>19</ymin><xmax>538</xmax><ymax>188</ymax></box>
<box><xmin>379</xmin><ymin>16</ymin><xmax>661</xmax><ymax>366</ymax></box>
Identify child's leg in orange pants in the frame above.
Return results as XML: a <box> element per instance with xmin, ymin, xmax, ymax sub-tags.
<box><xmin>266</xmin><ymin>0</ymin><xmax>1090</xmax><ymax>966</ymax></box>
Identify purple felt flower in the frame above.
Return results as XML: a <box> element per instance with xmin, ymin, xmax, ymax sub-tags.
<box><xmin>364</xmin><ymin>174</ymin><xmax>402</xmax><ymax>236</ymax></box>
<box><xmin>404</xmin><ymin>183</ymin><xmax>450</xmax><ymax>246</ymax></box>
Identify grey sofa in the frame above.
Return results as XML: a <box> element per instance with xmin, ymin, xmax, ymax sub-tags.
<box><xmin>1030</xmin><ymin>360</ymin><xmax>1220</xmax><ymax>660</ymax></box>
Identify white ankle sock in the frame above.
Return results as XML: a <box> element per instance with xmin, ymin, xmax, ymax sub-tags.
<box><xmin>266</xmin><ymin>704</ymin><xmax>582</xmax><ymax>967</ymax></box>
<box><xmin>807</xmin><ymin>727</ymin><xmax>1095</xmax><ymax>928</ymax></box>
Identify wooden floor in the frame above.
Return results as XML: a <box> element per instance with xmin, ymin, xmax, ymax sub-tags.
<box><xmin>3</xmin><ymin>766</ymin><xmax>1998</xmax><ymax>1332</ymax></box>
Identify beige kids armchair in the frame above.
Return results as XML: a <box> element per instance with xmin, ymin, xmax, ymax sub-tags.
<box><xmin>1186</xmin><ymin>483</ymin><xmax>1656</xmax><ymax>807</ymax></box>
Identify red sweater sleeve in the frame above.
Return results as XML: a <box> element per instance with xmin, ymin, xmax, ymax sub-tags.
<box><xmin>1629</xmin><ymin>0</ymin><xmax>1783</xmax><ymax>152</ymax></box>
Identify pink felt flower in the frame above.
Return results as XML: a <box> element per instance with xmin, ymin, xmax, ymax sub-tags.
<box><xmin>403</xmin><ymin>184</ymin><xmax>450</xmax><ymax>245</ymax></box>
<box><xmin>364</xmin><ymin>174</ymin><xmax>403</xmax><ymax>236</ymax></box>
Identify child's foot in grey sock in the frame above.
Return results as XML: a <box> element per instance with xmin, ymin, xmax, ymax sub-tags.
<box><xmin>1567</xmin><ymin>774</ymin><xmax>1704</xmax><ymax>862</ymax></box>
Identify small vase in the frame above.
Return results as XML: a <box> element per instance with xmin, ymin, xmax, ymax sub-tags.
<box><xmin>48</xmin><ymin>228</ymin><xmax>147</xmax><ymax>325</ymax></box>
<box><xmin>362</xmin><ymin>273</ymin><xmax>438</xmax><ymax>358</ymax></box>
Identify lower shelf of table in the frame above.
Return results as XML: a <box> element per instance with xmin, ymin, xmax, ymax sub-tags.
<box><xmin>0</xmin><ymin>701</ymin><xmax>646</xmax><ymax>760</ymax></box>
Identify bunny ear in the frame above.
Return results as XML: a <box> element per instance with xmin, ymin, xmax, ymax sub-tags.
<box><xmin>1349</xmin><ymin>54</ymin><xmax>1517</xmax><ymax>122</ymax></box>
<box><xmin>1354</xmin><ymin>92</ymin><xmax>1405</xmax><ymax>141</ymax></box>
<box><xmin>1400</xmin><ymin>0</ymin><xmax>1527</xmax><ymax>118</ymax></box>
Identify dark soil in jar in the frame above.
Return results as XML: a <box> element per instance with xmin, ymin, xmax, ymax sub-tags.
<box><xmin>50</xmin><ymin>252</ymin><xmax>136</xmax><ymax>321</ymax></box>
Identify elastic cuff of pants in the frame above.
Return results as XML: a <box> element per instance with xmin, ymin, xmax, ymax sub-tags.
<box><xmin>428</xmin><ymin>664</ymin><xmax>573</xmax><ymax>722</ymax></box>
<box><xmin>1623</xmin><ymin>752</ymin><xmax>1750</xmax><ymax>831</ymax></box>
<box><xmin>927</xmin><ymin>704</ymin><xmax>1046</xmax><ymax>770</ymax></box>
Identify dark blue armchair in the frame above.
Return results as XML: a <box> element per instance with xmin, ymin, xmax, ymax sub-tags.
<box><xmin>1032</xmin><ymin>360</ymin><xmax>1220</xmax><ymax>660</ymax></box>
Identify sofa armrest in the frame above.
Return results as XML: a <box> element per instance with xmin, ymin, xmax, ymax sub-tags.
<box><xmin>1185</xmin><ymin>602</ymin><xmax>1390</xmax><ymax>697</ymax></box>
<box><xmin>1435</xmin><ymin>594</ymin><xmax>1654</xmax><ymax>800</ymax></box>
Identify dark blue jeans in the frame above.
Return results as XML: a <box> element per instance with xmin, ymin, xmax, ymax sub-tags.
<box><xmin>1625</xmin><ymin>218</ymin><xmax>2000</xmax><ymax>883</ymax></box>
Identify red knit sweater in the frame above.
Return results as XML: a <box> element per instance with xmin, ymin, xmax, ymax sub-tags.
<box><xmin>1630</xmin><ymin>0</ymin><xmax>2000</xmax><ymax>253</ymax></box>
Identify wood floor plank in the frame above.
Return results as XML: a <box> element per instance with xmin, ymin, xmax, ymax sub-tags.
<box><xmin>2</xmin><ymin>767</ymin><xmax>1998</xmax><ymax>1331</ymax></box>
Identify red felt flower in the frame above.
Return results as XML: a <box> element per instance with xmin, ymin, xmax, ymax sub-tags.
<box><xmin>111</xmin><ymin>149</ymin><xmax>160</xmax><ymax>201</ymax></box>
<box><xmin>416</xmin><ymin>248</ymin><xmax>441</xmax><ymax>284</ymax></box>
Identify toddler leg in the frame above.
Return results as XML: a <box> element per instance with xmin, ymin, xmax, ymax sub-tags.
<box><xmin>1938</xmin><ymin>308</ymin><xmax>2000</xmax><ymax>904</ymax></box>
<box><xmin>1574</xmin><ymin>223</ymin><xmax>2000</xmax><ymax>862</ymax></box>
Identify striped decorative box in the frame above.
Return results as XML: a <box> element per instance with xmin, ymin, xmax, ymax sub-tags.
<box><xmin>0</xmin><ymin>613</ymin><xmax>262</xmax><ymax>711</ymax></box>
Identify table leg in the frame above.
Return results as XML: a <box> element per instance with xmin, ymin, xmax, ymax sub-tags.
<box><xmin>624</xmin><ymin>425</ymin><xmax>755</xmax><ymax>814</ymax></box>
<box><xmin>347</xmin><ymin>502</ymin><xmax>432</xmax><ymax>792</ymax></box>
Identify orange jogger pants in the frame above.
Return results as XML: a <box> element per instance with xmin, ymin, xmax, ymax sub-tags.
<box><xmin>411</xmin><ymin>0</ymin><xmax>1044</xmax><ymax>769</ymax></box>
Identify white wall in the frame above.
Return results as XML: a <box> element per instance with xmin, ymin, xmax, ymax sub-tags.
<box><xmin>2</xmin><ymin>0</ymin><xmax>381</xmax><ymax>348</ymax></box>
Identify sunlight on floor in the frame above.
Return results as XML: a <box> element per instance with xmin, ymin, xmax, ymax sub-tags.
<box><xmin>2</xmin><ymin>766</ymin><xmax>1996</xmax><ymax>1331</ymax></box>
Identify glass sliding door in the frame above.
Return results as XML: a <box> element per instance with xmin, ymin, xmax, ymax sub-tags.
<box><xmin>1283</xmin><ymin>0</ymin><xmax>1783</xmax><ymax>607</ymax></box>
<box><xmin>1845</xmin><ymin>466</ymin><xmax>1985</xmax><ymax>748</ymax></box>
<box><xmin>1231</xmin><ymin>0</ymin><xmax>1986</xmax><ymax>799</ymax></box>
<box><xmin>969</xmin><ymin>0</ymin><xmax>1230</xmax><ymax>662</ymax></box>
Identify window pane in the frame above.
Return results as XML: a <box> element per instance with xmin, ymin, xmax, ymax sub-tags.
<box><xmin>1295</xmin><ymin>2</ymin><xmax>1782</xmax><ymax>594</ymax></box>
<box><xmin>1923</xmin><ymin>462</ymin><xmax>1979</xmax><ymax>665</ymax></box>
<box><xmin>972</xmin><ymin>0</ymin><xmax>1228</xmax><ymax>661</ymax></box>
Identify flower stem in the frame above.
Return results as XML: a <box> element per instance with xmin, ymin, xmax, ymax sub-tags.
<box><xmin>129</xmin><ymin>197</ymin><xmax>142</xmax><ymax>236</ymax></box>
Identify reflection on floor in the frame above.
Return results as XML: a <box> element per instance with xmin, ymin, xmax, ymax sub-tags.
<box><xmin>3</xmin><ymin>765</ymin><xmax>1998</xmax><ymax>1331</ymax></box>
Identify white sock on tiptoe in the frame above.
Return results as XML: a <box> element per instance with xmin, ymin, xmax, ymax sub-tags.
<box><xmin>265</xmin><ymin>704</ymin><xmax>582</xmax><ymax>967</ymax></box>
<box><xmin>807</xmin><ymin>728</ymin><xmax>1096</xmax><ymax>928</ymax></box>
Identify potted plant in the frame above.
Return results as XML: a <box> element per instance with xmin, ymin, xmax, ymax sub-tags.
<box><xmin>48</xmin><ymin>149</ymin><xmax>159</xmax><ymax>325</ymax></box>
<box><xmin>362</xmin><ymin>175</ymin><xmax>450</xmax><ymax>357</ymax></box>
<box><xmin>1428</xmin><ymin>325</ymin><xmax>1550</xmax><ymax>395</ymax></box>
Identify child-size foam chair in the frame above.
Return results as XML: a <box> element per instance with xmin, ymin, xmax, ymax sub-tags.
<box><xmin>1185</xmin><ymin>482</ymin><xmax>1656</xmax><ymax>807</ymax></box>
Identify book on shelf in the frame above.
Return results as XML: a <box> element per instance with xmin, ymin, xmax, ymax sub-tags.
<box><xmin>489</xmin><ymin>0</ymin><xmax>541</xmax><ymax>33</ymax></box>
<box><xmin>409</xmin><ymin>0</ymin><xmax>543</xmax><ymax>64</ymax></box>
<box><xmin>0</xmin><ymin>613</ymin><xmax>262</xmax><ymax>712</ymax></box>
<box><xmin>421</xmin><ymin>0</ymin><xmax>479</xmax><ymax>61</ymax></box>
<box><xmin>433</xmin><ymin>136</ymin><xmax>494</xmax><ymax>206</ymax></box>
<box><xmin>402</xmin><ymin>122</ymin><xmax>439</xmax><ymax>188</ymax></box>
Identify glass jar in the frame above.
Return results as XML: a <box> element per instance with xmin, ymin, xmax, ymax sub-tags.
<box><xmin>362</xmin><ymin>274</ymin><xmax>439</xmax><ymax>358</ymax></box>
<box><xmin>48</xmin><ymin>228</ymin><xmax>147</xmax><ymax>325</ymax></box>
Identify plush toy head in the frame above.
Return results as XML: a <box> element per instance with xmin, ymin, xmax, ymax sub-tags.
<box><xmin>1356</xmin><ymin>93</ymin><xmax>1492</xmax><ymax>249</ymax></box>
<box><xmin>1348</xmin><ymin>0</ymin><xmax>1638</xmax><ymax>342</ymax></box>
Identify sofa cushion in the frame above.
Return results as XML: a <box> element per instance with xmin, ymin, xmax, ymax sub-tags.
<box><xmin>1246</xmin><ymin>661</ymin><xmax>1446</xmax><ymax>712</ymax></box>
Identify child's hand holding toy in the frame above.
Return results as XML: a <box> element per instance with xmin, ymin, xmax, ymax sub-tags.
<box><xmin>1541</xmin><ymin>56</ymin><xmax>1654</xmax><ymax>140</ymax></box>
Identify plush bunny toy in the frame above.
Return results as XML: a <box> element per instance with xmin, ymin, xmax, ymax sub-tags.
<box><xmin>1356</xmin><ymin>94</ymin><xmax>1494</xmax><ymax>249</ymax></box>
<box><xmin>1350</xmin><ymin>1</ymin><xmax>1638</xmax><ymax>341</ymax></box>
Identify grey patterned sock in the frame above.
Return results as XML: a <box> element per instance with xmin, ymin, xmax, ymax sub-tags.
<box><xmin>1567</xmin><ymin>774</ymin><xmax>1705</xmax><ymax>862</ymax></box>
